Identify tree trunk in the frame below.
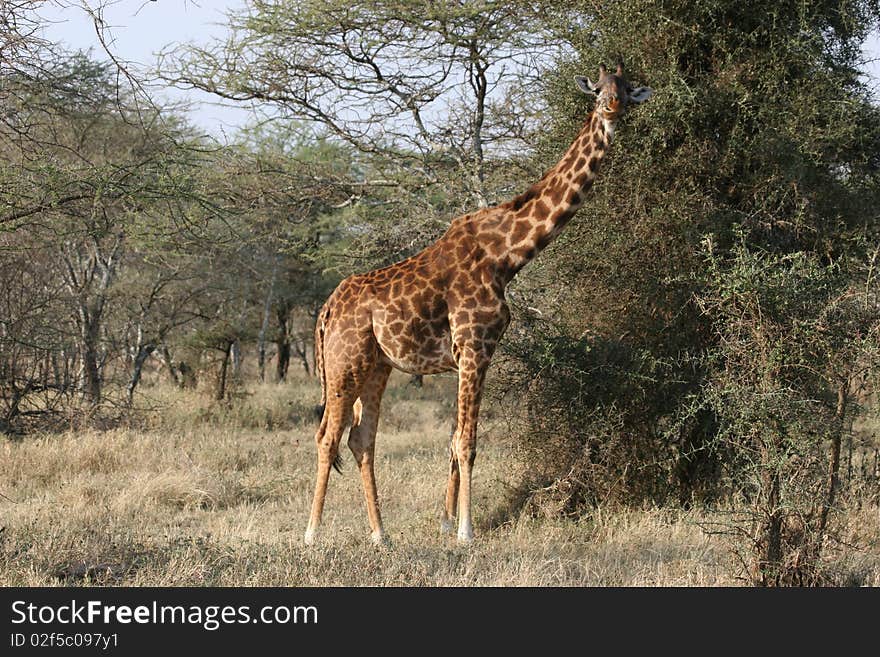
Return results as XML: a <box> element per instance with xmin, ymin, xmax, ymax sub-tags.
<box><xmin>231</xmin><ymin>339</ymin><xmax>242</xmax><ymax>383</ymax></box>
<box><xmin>467</xmin><ymin>39</ymin><xmax>488</xmax><ymax>206</ymax></box>
<box><xmin>308</xmin><ymin>306</ymin><xmax>320</xmax><ymax>378</ymax></box>
<box><xmin>752</xmin><ymin>432</ymin><xmax>783</xmax><ymax>587</ymax></box>
<box><xmin>258</xmin><ymin>323</ymin><xmax>269</xmax><ymax>382</ymax></box>
<box><xmin>293</xmin><ymin>339</ymin><xmax>310</xmax><ymax>376</ymax></box>
<box><xmin>275</xmin><ymin>305</ymin><xmax>291</xmax><ymax>382</ymax></box>
<box><xmin>51</xmin><ymin>351</ymin><xmax>62</xmax><ymax>390</ymax></box>
<box><xmin>215</xmin><ymin>342</ymin><xmax>232</xmax><ymax>401</ymax></box>
<box><xmin>818</xmin><ymin>381</ymin><xmax>848</xmax><ymax>538</ymax></box>
<box><xmin>64</xmin><ymin>234</ymin><xmax>123</xmax><ymax>407</ymax></box>
<box><xmin>41</xmin><ymin>352</ymin><xmax>49</xmax><ymax>390</ymax></box>
<box><xmin>126</xmin><ymin>326</ymin><xmax>156</xmax><ymax>405</ymax></box>
<box><xmin>158</xmin><ymin>346</ymin><xmax>181</xmax><ymax>386</ymax></box>
<box><xmin>257</xmin><ymin>261</ymin><xmax>278</xmax><ymax>382</ymax></box>
<box><xmin>276</xmin><ymin>340</ymin><xmax>291</xmax><ymax>382</ymax></box>
<box><xmin>62</xmin><ymin>348</ymin><xmax>73</xmax><ymax>393</ymax></box>
<box><xmin>79</xmin><ymin>306</ymin><xmax>102</xmax><ymax>405</ymax></box>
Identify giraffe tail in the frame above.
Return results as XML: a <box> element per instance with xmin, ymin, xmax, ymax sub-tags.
<box><xmin>314</xmin><ymin>302</ymin><xmax>341</xmax><ymax>474</ymax></box>
<box><xmin>314</xmin><ymin>302</ymin><xmax>330</xmax><ymax>418</ymax></box>
<box><xmin>315</xmin><ymin>299</ymin><xmax>345</xmax><ymax>474</ymax></box>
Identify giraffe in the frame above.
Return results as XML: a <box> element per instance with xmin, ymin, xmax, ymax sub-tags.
<box><xmin>304</xmin><ymin>63</ymin><xmax>652</xmax><ymax>545</ymax></box>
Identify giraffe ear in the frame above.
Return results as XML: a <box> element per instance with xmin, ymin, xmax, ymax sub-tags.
<box><xmin>628</xmin><ymin>86</ymin><xmax>653</xmax><ymax>104</ymax></box>
<box><xmin>574</xmin><ymin>75</ymin><xmax>598</xmax><ymax>95</ymax></box>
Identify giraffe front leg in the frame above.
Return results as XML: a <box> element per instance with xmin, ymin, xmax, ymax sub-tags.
<box><xmin>441</xmin><ymin>439</ymin><xmax>459</xmax><ymax>535</ymax></box>
<box><xmin>454</xmin><ymin>432</ymin><xmax>477</xmax><ymax>544</ymax></box>
<box><xmin>452</xmin><ymin>353</ymin><xmax>488</xmax><ymax>544</ymax></box>
<box><xmin>440</xmin><ymin>412</ymin><xmax>460</xmax><ymax>534</ymax></box>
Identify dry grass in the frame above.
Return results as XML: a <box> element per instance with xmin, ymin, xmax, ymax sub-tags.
<box><xmin>0</xmin><ymin>372</ymin><xmax>876</xmax><ymax>586</ymax></box>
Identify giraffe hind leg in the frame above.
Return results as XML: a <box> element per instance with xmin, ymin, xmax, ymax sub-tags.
<box><xmin>330</xmin><ymin>389</ymin><xmax>364</xmax><ymax>474</ymax></box>
<box><xmin>348</xmin><ymin>362</ymin><xmax>392</xmax><ymax>544</ymax></box>
<box><xmin>305</xmin><ymin>319</ymin><xmax>380</xmax><ymax>545</ymax></box>
<box><xmin>305</xmin><ymin>394</ymin><xmax>353</xmax><ymax>545</ymax></box>
<box><xmin>314</xmin><ymin>403</ymin><xmax>344</xmax><ymax>474</ymax></box>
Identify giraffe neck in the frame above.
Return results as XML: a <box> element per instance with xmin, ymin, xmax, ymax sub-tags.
<box><xmin>498</xmin><ymin>111</ymin><xmax>614</xmax><ymax>278</ymax></box>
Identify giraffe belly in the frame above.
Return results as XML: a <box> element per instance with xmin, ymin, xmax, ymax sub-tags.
<box><xmin>373</xmin><ymin>317</ymin><xmax>456</xmax><ymax>375</ymax></box>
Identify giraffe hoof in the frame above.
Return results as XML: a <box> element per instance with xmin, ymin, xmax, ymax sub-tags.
<box><xmin>457</xmin><ymin>530</ymin><xmax>474</xmax><ymax>545</ymax></box>
<box><xmin>304</xmin><ymin>528</ymin><xmax>317</xmax><ymax>546</ymax></box>
<box><xmin>370</xmin><ymin>530</ymin><xmax>388</xmax><ymax>546</ymax></box>
<box><xmin>440</xmin><ymin>519</ymin><xmax>455</xmax><ymax>535</ymax></box>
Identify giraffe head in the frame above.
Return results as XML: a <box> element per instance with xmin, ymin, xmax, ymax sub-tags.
<box><xmin>575</xmin><ymin>62</ymin><xmax>652</xmax><ymax>121</ymax></box>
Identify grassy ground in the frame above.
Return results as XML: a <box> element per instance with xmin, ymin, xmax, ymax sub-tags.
<box><xmin>1</xmin><ymin>373</ymin><xmax>877</xmax><ymax>586</ymax></box>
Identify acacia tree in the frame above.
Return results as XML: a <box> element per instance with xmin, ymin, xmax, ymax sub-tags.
<box><xmin>161</xmin><ymin>0</ymin><xmax>564</xmax><ymax>265</ymax></box>
<box><xmin>696</xmin><ymin>244</ymin><xmax>879</xmax><ymax>585</ymax></box>
<box><xmin>231</xmin><ymin>124</ymin><xmax>353</xmax><ymax>382</ymax></box>
<box><xmin>1</xmin><ymin>2</ymin><xmax>358</xmax><ymax>423</ymax></box>
<box><xmin>1</xmin><ymin>5</ymin><xmax>221</xmax><ymax>416</ymax></box>
<box><xmin>133</xmin><ymin>126</ymin><xmax>355</xmax><ymax>400</ymax></box>
<box><xmin>6</xmin><ymin>54</ymin><xmax>207</xmax><ymax>405</ymax></box>
<box><xmin>500</xmin><ymin>0</ymin><xmax>880</xmax><ymax>584</ymax></box>
<box><xmin>115</xmin><ymin>248</ymin><xmax>214</xmax><ymax>405</ymax></box>
<box><xmin>0</xmin><ymin>238</ymin><xmax>73</xmax><ymax>431</ymax></box>
<box><xmin>0</xmin><ymin>5</ymin><xmax>116</xmax><ymax>421</ymax></box>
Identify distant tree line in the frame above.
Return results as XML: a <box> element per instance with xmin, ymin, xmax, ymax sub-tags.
<box><xmin>1</xmin><ymin>5</ymin><xmax>355</xmax><ymax>426</ymax></box>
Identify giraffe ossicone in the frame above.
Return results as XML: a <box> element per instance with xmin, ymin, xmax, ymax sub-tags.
<box><xmin>304</xmin><ymin>64</ymin><xmax>652</xmax><ymax>545</ymax></box>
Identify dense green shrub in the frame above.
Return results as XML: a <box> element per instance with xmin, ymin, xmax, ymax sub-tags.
<box><xmin>497</xmin><ymin>0</ymin><xmax>880</xmax><ymax>584</ymax></box>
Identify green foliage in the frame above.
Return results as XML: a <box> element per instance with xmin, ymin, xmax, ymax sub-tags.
<box><xmin>1</xmin><ymin>47</ymin><xmax>211</xmax><ymax>416</ymax></box>
<box><xmin>498</xmin><ymin>0</ymin><xmax>880</xmax><ymax>583</ymax></box>
<box><xmin>162</xmin><ymin>0</ymin><xmax>562</xmax><ymax>265</ymax></box>
<box><xmin>1</xmin><ymin>41</ymin><xmax>354</xmax><ymax>419</ymax></box>
<box><xmin>690</xmin><ymin>242</ymin><xmax>879</xmax><ymax>584</ymax></box>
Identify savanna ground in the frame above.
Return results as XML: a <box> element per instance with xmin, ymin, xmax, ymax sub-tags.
<box><xmin>1</xmin><ymin>372</ymin><xmax>878</xmax><ymax>587</ymax></box>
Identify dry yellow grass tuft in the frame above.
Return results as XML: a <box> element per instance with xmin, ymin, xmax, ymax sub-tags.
<box><xmin>0</xmin><ymin>373</ymin><xmax>876</xmax><ymax>586</ymax></box>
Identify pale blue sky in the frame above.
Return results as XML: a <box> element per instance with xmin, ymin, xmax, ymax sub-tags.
<box><xmin>37</xmin><ymin>0</ymin><xmax>880</xmax><ymax>139</ymax></box>
<box><xmin>38</xmin><ymin>0</ymin><xmax>253</xmax><ymax>138</ymax></box>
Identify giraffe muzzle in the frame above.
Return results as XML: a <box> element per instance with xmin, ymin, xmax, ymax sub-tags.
<box><xmin>602</xmin><ymin>98</ymin><xmax>622</xmax><ymax>119</ymax></box>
